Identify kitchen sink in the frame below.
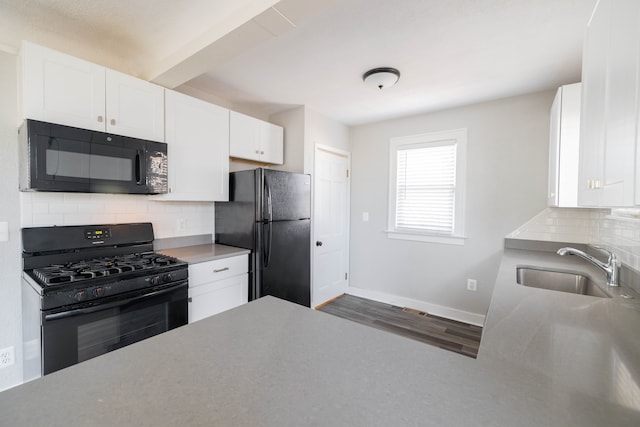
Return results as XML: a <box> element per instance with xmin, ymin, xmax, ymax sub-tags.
<box><xmin>516</xmin><ymin>267</ymin><xmax>611</xmax><ymax>298</ymax></box>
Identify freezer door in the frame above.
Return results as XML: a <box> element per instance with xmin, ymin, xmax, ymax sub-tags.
<box><xmin>214</xmin><ymin>170</ymin><xmax>258</xmax><ymax>250</ymax></box>
<box><xmin>263</xmin><ymin>169</ymin><xmax>311</xmax><ymax>221</ymax></box>
<box><xmin>260</xmin><ymin>219</ymin><xmax>310</xmax><ymax>307</ymax></box>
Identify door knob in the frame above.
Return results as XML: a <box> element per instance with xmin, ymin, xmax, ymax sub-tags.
<box><xmin>316</xmin><ymin>241</ymin><xmax>323</xmax><ymax>247</ymax></box>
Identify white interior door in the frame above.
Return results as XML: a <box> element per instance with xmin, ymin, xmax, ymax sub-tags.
<box><xmin>313</xmin><ymin>145</ymin><xmax>350</xmax><ymax>307</ymax></box>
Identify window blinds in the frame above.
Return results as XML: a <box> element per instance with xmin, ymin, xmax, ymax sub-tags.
<box><xmin>395</xmin><ymin>142</ymin><xmax>457</xmax><ymax>234</ymax></box>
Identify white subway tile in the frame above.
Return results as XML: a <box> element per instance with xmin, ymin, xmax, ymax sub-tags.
<box><xmin>31</xmin><ymin>192</ymin><xmax>65</xmax><ymax>204</ymax></box>
<box><xmin>33</xmin><ymin>214</ymin><xmax>64</xmax><ymax>226</ymax></box>
<box><xmin>32</xmin><ymin>203</ymin><xmax>49</xmax><ymax>214</ymax></box>
<box><xmin>90</xmin><ymin>214</ymin><xmax>117</xmax><ymax>224</ymax></box>
<box><xmin>49</xmin><ymin>203</ymin><xmax>78</xmax><ymax>214</ymax></box>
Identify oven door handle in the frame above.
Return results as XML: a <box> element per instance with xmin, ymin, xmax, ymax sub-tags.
<box><xmin>44</xmin><ymin>283</ymin><xmax>186</xmax><ymax>321</ymax></box>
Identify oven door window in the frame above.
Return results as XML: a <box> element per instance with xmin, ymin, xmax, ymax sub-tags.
<box><xmin>42</xmin><ymin>283</ymin><xmax>187</xmax><ymax>375</ymax></box>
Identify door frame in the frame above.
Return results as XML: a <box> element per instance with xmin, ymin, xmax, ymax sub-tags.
<box><xmin>312</xmin><ymin>143</ymin><xmax>351</xmax><ymax>308</ymax></box>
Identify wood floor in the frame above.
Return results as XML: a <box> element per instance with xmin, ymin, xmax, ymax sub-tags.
<box><xmin>317</xmin><ymin>294</ymin><xmax>482</xmax><ymax>358</ymax></box>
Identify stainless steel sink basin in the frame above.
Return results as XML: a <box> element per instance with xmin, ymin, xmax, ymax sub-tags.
<box><xmin>516</xmin><ymin>267</ymin><xmax>611</xmax><ymax>298</ymax></box>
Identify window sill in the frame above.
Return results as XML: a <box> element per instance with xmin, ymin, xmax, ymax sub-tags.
<box><xmin>386</xmin><ymin>230</ymin><xmax>466</xmax><ymax>246</ymax></box>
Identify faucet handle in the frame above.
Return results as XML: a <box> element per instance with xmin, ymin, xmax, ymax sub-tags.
<box><xmin>592</xmin><ymin>245</ymin><xmax>620</xmax><ymax>266</ymax></box>
<box><xmin>592</xmin><ymin>245</ymin><xmax>612</xmax><ymax>256</ymax></box>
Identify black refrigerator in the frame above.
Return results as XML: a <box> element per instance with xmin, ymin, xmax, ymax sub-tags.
<box><xmin>215</xmin><ymin>168</ymin><xmax>311</xmax><ymax>307</ymax></box>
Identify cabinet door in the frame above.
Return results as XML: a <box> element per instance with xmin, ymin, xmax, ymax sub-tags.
<box><xmin>21</xmin><ymin>41</ymin><xmax>105</xmax><ymax>131</ymax></box>
<box><xmin>578</xmin><ymin>0</ymin><xmax>610</xmax><ymax>206</ymax></box>
<box><xmin>579</xmin><ymin>0</ymin><xmax>640</xmax><ymax>207</ymax></box>
<box><xmin>229</xmin><ymin>110</ymin><xmax>261</xmax><ymax>161</ymax></box>
<box><xmin>188</xmin><ymin>274</ymin><xmax>249</xmax><ymax>323</ymax></box>
<box><xmin>105</xmin><ymin>69</ymin><xmax>165</xmax><ymax>141</ymax></box>
<box><xmin>188</xmin><ymin>255</ymin><xmax>248</xmax><ymax>287</ymax></box>
<box><xmin>163</xmin><ymin>90</ymin><xmax>229</xmax><ymax>201</ymax></box>
<box><xmin>548</xmin><ymin>87</ymin><xmax>562</xmax><ymax>206</ymax></box>
<box><xmin>601</xmin><ymin>0</ymin><xmax>640</xmax><ymax>206</ymax></box>
<box><xmin>260</xmin><ymin>121</ymin><xmax>284</xmax><ymax>165</ymax></box>
<box><xmin>552</xmin><ymin>83</ymin><xmax>581</xmax><ymax>207</ymax></box>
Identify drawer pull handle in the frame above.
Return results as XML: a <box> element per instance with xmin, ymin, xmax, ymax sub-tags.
<box><xmin>214</xmin><ymin>267</ymin><xmax>230</xmax><ymax>273</ymax></box>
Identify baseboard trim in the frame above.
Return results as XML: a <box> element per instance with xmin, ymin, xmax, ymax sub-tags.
<box><xmin>345</xmin><ymin>286</ymin><xmax>486</xmax><ymax>327</ymax></box>
<box><xmin>314</xmin><ymin>293</ymin><xmax>345</xmax><ymax>310</ymax></box>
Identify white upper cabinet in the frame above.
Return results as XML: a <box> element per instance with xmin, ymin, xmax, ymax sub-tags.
<box><xmin>105</xmin><ymin>69</ymin><xmax>165</xmax><ymax>141</ymax></box>
<box><xmin>578</xmin><ymin>0</ymin><xmax>640</xmax><ymax>207</ymax></box>
<box><xmin>229</xmin><ymin>111</ymin><xmax>261</xmax><ymax>160</ymax></box>
<box><xmin>548</xmin><ymin>83</ymin><xmax>581</xmax><ymax>207</ymax></box>
<box><xmin>21</xmin><ymin>41</ymin><xmax>106</xmax><ymax>132</ymax></box>
<box><xmin>162</xmin><ymin>89</ymin><xmax>229</xmax><ymax>202</ymax></box>
<box><xmin>259</xmin><ymin>120</ymin><xmax>284</xmax><ymax>165</ymax></box>
<box><xmin>21</xmin><ymin>41</ymin><xmax>165</xmax><ymax>141</ymax></box>
<box><xmin>229</xmin><ymin>111</ymin><xmax>283</xmax><ymax>165</ymax></box>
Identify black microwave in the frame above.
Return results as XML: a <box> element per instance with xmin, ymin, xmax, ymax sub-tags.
<box><xmin>19</xmin><ymin>120</ymin><xmax>168</xmax><ymax>194</ymax></box>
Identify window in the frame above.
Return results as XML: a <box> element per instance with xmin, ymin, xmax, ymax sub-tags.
<box><xmin>387</xmin><ymin>129</ymin><xmax>467</xmax><ymax>245</ymax></box>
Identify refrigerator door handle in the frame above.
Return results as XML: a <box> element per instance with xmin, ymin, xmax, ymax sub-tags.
<box><xmin>263</xmin><ymin>221</ymin><xmax>272</xmax><ymax>267</ymax></box>
<box><xmin>265</xmin><ymin>178</ymin><xmax>273</xmax><ymax>223</ymax></box>
<box><xmin>263</xmin><ymin>178</ymin><xmax>273</xmax><ymax>268</ymax></box>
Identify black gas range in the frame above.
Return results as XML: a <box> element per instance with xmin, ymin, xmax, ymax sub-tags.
<box><xmin>22</xmin><ymin>223</ymin><xmax>188</xmax><ymax>379</ymax></box>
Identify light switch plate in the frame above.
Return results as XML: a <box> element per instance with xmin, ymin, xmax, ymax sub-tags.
<box><xmin>0</xmin><ymin>221</ymin><xmax>8</xmax><ymax>242</ymax></box>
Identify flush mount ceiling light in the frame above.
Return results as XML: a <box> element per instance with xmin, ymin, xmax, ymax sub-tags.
<box><xmin>363</xmin><ymin>67</ymin><xmax>400</xmax><ymax>90</ymax></box>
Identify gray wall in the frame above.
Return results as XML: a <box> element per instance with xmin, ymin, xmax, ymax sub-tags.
<box><xmin>270</xmin><ymin>106</ymin><xmax>306</xmax><ymax>173</ymax></box>
<box><xmin>349</xmin><ymin>90</ymin><xmax>554</xmax><ymax>318</ymax></box>
<box><xmin>0</xmin><ymin>50</ymin><xmax>22</xmax><ymax>390</ymax></box>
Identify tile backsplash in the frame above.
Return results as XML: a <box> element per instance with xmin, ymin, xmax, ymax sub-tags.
<box><xmin>508</xmin><ymin>207</ymin><xmax>640</xmax><ymax>272</ymax></box>
<box><xmin>20</xmin><ymin>192</ymin><xmax>214</xmax><ymax>239</ymax></box>
<box><xmin>598</xmin><ymin>211</ymin><xmax>640</xmax><ymax>272</ymax></box>
<box><xmin>506</xmin><ymin>208</ymin><xmax>603</xmax><ymax>244</ymax></box>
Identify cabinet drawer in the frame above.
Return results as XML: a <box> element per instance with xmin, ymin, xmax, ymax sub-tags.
<box><xmin>188</xmin><ymin>255</ymin><xmax>248</xmax><ymax>287</ymax></box>
<box><xmin>188</xmin><ymin>274</ymin><xmax>248</xmax><ymax>323</ymax></box>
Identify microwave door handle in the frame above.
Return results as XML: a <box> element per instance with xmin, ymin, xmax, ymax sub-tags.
<box><xmin>135</xmin><ymin>149</ymin><xmax>144</xmax><ymax>185</ymax></box>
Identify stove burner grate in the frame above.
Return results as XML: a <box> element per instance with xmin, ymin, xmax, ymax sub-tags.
<box><xmin>32</xmin><ymin>253</ymin><xmax>181</xmax><ymax>286</ymax></box>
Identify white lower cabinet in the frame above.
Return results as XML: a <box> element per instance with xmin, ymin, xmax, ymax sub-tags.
<box><xmin>188</xmin><ymin>255</ymin><xmax>248</xmax><ymax>323</ymax></box>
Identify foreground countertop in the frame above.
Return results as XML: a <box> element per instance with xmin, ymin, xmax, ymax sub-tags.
<box><xmin>1</xmin><ymin>295</ymin><xmax>639</xmax><ymax>426</ymax></box>
<box><xmin>158</xmin><ymin>243</ymin><xmax>250</xmax><ymax>264</ymax></box>
<box><xmin>479</xmin><ymin>242</ymin><xmax>640</xmax><ymax>413</ymax></box>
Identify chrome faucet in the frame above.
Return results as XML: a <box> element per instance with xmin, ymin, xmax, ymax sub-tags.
<box><xmin>557</xmin><ymin>247</ymin><xmax>620</xmax><ymax>287</ymax></box>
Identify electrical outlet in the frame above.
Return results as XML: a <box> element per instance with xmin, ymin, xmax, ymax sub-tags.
<box><xmin>0</xmin><ymin>346</ymin><xmax>15</xmax><ymax>369</ymax></box>
<box><xmin>466</xmin><ymin>279</ymin><xmax>477</xmax><ymax>292</ymax></box>
<box><xmin>176</xmin><ymin>218</ymin><xmax>187</xmax><ymax>232</ymax></box>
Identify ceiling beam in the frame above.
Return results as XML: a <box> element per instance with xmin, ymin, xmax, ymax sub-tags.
<box><xmin>145</xmin><ymin>0</ymin><xmax>280</xmax><ymax>87</ymax></box>
<box><xmin>147</xmin><ymin>0</ymin><xmax>339</xmax><ymax>89</ymax></box>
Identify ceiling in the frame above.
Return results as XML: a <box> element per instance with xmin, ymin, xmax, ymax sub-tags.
<box><xmin>0</xmin><ymin>0</ymin><xmax>597</xmax><ymax>126</ymax></box>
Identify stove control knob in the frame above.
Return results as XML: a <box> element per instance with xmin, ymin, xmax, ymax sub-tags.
<box><xmin>151</xmin><ymin>275</ymin><xmax>162</xmax><ymax>286</ymax></box>
<box><xmin>93</xmin><ymin>287</ymin><xmax>105</xmax><ymax>297</ymax></box>
<box><xmin>163</xmin><ymin>273</ymin><xmax>173</xmax><ymax>283</ymax></box>
<box><xmin>74</xmin><ymin>290</ymin><xmax>87</xmax><ymax>301</ymax></box>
